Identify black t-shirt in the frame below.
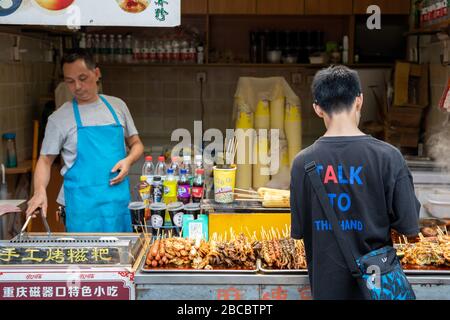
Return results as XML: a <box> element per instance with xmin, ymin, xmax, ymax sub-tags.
<box><xmin>290</xmin><ymin>135</ymin><xmax>420</xmax><ymax>300</ymax></box>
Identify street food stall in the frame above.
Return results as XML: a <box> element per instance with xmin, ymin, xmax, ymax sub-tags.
<box><xmin>1</xmin><ymin>0</ymin><xmax>450</xmax><ymax>302</ymax></box>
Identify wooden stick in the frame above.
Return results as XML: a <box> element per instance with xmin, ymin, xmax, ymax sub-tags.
<box><xmin>234</xmin><ymin>188</ymin><xmax>258</xmax><ymax>194</ymax></box>
<box><xmin>235</xmin><ymin>198</ymin><xmax>263</xmax><ymax>202</ymax></box>
<box><xmin>233</xmin><ymin>192</ymin><xmax>263</xmax><ymax>199</ymax></box>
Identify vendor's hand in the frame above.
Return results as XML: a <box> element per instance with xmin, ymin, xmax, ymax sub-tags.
<box><xmin>26</xmin><ymin>191</ymin><xmax>47</xmax><ymax>218</ymax></box>
<box><xmin>110</xmin><ymin>158</ymin><xmax>131</xmax><ymax>186</ymax></box>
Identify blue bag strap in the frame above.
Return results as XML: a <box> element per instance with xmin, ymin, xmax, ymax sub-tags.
<box><xmin>304</xmin><ymin>146</ymin><xmax>362</xmax><ymax>278</ymax></box>
<box><xmin>99</xmin><ymin>95</ymin><xmax>121</xmax><ymax>126</ymax></box>
<box><xmin>72</xmin><ymin>98</ymin><xmax>83</xmax><ymax>128</ymax></box>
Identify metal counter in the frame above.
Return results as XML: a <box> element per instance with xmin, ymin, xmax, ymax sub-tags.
<box><xmin>135</xmin><ymin>270</ymin><xmax>450</xmax><ymax>300</ymax></box>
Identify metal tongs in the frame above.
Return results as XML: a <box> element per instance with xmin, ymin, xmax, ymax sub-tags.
<box><xmin>19</xmin><ymin>208</ymin><xmax>51</xmax><ymax>241</ymax></box>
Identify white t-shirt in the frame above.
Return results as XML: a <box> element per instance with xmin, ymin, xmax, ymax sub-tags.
<box><xmin>40</xmin><ymin>95</ymin><xmax>139</xmax><ymax>205</ymax></box>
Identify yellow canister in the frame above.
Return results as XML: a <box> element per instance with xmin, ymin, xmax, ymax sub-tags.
<box><xmin>213</xmin><ymin>165</ymin><xmax>237</xmax><ymax>204</ymax></box>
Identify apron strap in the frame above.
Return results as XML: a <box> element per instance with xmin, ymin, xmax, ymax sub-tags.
<box><xmin>100</xmin><ymin>95</ymin><xmax>121</xmax><ymax>126</ymax></box>
<box><xmin>72</xmin><ymin>98</ymin><xmax>83</xmax><ymax>128</ymax></box>
<box><xmin>72</xmin><ymin>95</ymin><xmax>122</xmax><ymax>128</ymax></box>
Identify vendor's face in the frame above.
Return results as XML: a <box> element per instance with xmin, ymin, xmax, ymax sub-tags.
<box><xmin>63</xmin><ymin>59</ymin><xmax>100</xmax><ymax>103</ymax></box>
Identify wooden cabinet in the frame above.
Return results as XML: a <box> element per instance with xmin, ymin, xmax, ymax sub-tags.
<box><xmin>256</xmin><ymin>0</ymin><xmax>304</xmax><ymax>15</ymax></box>
<box><xmin>182</xmin><ymin>0</ymin><xmax>207</xmax><ymax>14</ymax></box>
<box><xmin>305</xmin><ymin>0</ymin><xmax>352</xmax><ymax>15</ymax></box>
<box><xmin>208</xmin><ymin>0</ymin><xmax>256</xmax><ymax>14</ymax></box>
<box><xmin>353</xmin><ymin>0</ymin><xmax>410</xmax><ymax>15</ymax></box>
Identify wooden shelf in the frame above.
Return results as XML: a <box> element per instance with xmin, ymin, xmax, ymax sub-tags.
<box><xmin>5</xmin><ymin>160</ymin><xmax>32</xmax><ymax>175</ymax></box>
<box><xmin>99</xmin><ymin>62</ymin><xmax>394</xmax><ymax>68</ymax></box>
<box><xmin>405</xmin><ymin>19</ymin><xmax>450</xmax><ymax>36</ymax></box>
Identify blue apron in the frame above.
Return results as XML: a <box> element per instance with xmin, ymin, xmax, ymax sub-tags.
<box><xmin>64</xmin><ymin>95</ymin><xmax>132</xmax><ymax>233</ymax></box>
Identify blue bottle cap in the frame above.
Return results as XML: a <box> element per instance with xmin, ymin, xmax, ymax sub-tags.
<box><xmin>2</xmin><ymin>133</ymin><xmax>16</xmax><ymax>140</ymax></box>
<box><xmin>180</xmin><ymin>169</ymin><xmax>187</xmax><ymax>175</ymax></box>
<box><xmin>167</xmin><ymin>168</ymin><xmax>174</xmax><ymax>175</ymax></box>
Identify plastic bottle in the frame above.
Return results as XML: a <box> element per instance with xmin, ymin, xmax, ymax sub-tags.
<box><xmin>149</xmin><ymin>40</ymin><xmax>157</xmax><ymax>63</ymax></box>
<box><xmin>125</xmin><ymin>34</ymin><xmax>133</xmax><ymax>64</ymax></box>
<box><xmin>182</xmin><ymin>155</ymin><xmax>193</xmax><ymax>185</ymax></box>
<box><xmin>133</xmin><ymin>38</ymin><xmax>141</xmax><ymax>62</ymax></box>
<box><xmin>142</xmin><ymin>155</ymin><xmax>154</xmax><ymax>184</ymax></box>
<box><xmin>156</xmin><ymin>39</ymin><xmax>165</xmax><ymax>63</ymax></box>
<box><xmin>192</xmin><ymin>169</ymin><xmax>204</xmax><ymax>203</ymax></box>
<box><xmin>172</xmin><ymin>39</ymin><xmax>180</xmax><ymax>63</ymax></box>
<box><xmin>141</xmin><ymin>39</ymin><xmax>149</xmax><ymax>63</ymax></box>
<box><xmin>197</xmin><ymin>45</ymin><xmax>204</xmax><ymax>64</ymax></box>
<box><xmin>342</xmin><ymin>35</ymin><xmax>349</xmax><ymax>64</ymax></box>
<box><xmin>169</xmin><ymin>156</ymin><xmax>180</xmax><ymax>179</ymax></box>
<box><xmin>0</xmin><ymin>164</ymin><xmax>7</xmax><ymax>200</ymax></box>
<box><xmin>86</xmin><ymin>34</ymin><xmax>93</xmax><ymax>51</ymax></box>
<box><xmin>115</xmin><ymin>34</ymin><xmax>123</xmax><ymax>63</ymax></box>
<box><xmin>109</xmin><ymin>34</ymin><xmax>115</xmax><ymax>63</ymax></box>
<box><xmin>101</xmin><ymin>34</ymin><xmax>108</xmax><ymax>63</ymax></box>
<box><xmin>163</xmin><ymin>168</ymin><xmax>178</xmax><ymax>204</ymax></box>
<box><xmin>180</xmin><ymin>39</ymin><xmax>189</xmax><ymax>63</ymax></box>
<box><xmin>151</xmin><ymin>176</ymin><xmax>164</xmax><ymax>203</ymax></box>
<box><xmin>93</xmin><ymin>34</ymin><xmax>101</xmax><ymax>64</ymax></box>
<box><xmin>194</xmin><ymin>154</ymin><xmax>203</xmax><ymax>170</ymax></box>
<box><xmin>138</xmin><ymin>176</ymin><xmax>151</xmax><ymax>219</ymax></box>
<box><xmin>2</xmin><ymin>133</ymin><xmax>17</xmax><ymax>168</ymax></box>
<box><xmin>188</xmin><ymin>41</ymin><xmax>197</xmax><ymax>64</ymax></box>
<box><xmin>164</xmin><ymin>39</ymin><xmax>172</xmax><ymax>63</ymax></box>
<box><xmin>79</xmin><ymin>33</ymin><xmax>86</xmax><ymax>49</ymax></box>
<box><xmin>177</xmin><ymin>169</ymin><xmax>191</xmax><ymax>204</ymax></box>
<box><xmin>155</xmin><ymin>156</ymin><xmax>167</xmax><ymax>181</ymax></box>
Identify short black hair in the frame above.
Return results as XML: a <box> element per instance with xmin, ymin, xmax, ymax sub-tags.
<box><xmin>311</xmin><ymin>65</ymin><xmax>362</xmax><ymax>115</ymax></box>
<box><xmin>61</xmin><ymin>48</ymin><xmax>96</xmax><ymax>70</ymax></box>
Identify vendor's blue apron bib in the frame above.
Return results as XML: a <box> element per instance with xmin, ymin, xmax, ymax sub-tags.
<box><xmin>64</xmin><ymin>95</ymin><xmax>132</xmax><ymax>232</ymax></box>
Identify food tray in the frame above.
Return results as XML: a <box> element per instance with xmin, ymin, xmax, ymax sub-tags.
<box><xmin>256</xmin><ymin>259</ymin><xmax>308</xmax><ymax>274</ymax></box>
<box><xmin>402</xmin><ymin>264</ymin><xmax>450</xmax><ymax>275</ymax></box>
<box><xmin>140</xmin><ymin>245</ymin><xmax>258</xmax><ymax>274</ymax></box>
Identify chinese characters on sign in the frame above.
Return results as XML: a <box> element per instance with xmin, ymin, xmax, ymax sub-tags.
<box><xmin>155</xmin><ymin>0</ymin><xmax>169</xmax><ymax>21</ymax></box>
<box><xmin>0</xmin><ymin>248</ymin><xmax>119</xmax><ymax>265</ymax></box>
<box><xmin>0</xmin><ymin>282</ymin><xmax>129</xmax><ymax>300</ymax></box>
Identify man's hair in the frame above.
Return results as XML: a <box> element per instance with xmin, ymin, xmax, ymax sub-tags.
<box><xmin>311</xmin><ymin>65</ymin><xmax>362</xmax><ymax>115</ymax></box>
<box><xmin>61</xmin><ymin>48</ymin><xmax>96</xmax><ymax>70</ymax></box>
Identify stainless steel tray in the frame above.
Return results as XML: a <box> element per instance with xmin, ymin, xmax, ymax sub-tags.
<box><xmin>257</xmin><ymin>259</ymin><xmax>308</xmax><ymax>274</ymax></box>
<box><xmin>404</xmin><ymin>269</ymin><xmax>450</xmax><ymax>275</ymax></box>
<box><xmin>140</xmin><ymin>246</ymin><xmax>258</xmax><ymax>274</ymax></box>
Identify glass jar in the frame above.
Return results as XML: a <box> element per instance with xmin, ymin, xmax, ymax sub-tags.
<box><xmin>2</xmin><ymin>133</ymin><xmax>17</xmax><ymax>168</ymax></box>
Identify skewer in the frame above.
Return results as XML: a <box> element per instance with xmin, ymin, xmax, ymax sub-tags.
<box><xmin>232</xmin><ymin>192</ymin><xmax>262</xmax><ymax>198</ymax></box>
<box><xmin>402</xmin><ymin>235</ymin><xmax>408</xmax><ymax>244</ymax></box>
<box><xmin>245</xmin><ymin>226</ymin><xmax>252</xmax><ymax>239</ymax></box>
<box><xmin>234</xmin><ymin>188</ymin><xmax>258</xmax><ymax>194</ymax></box>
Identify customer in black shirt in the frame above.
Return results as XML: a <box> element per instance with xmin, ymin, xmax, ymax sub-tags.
<box><xmin>290</xmin><ymin>65</ymin><xmax>420</xmax><ymax>300</ymax></box>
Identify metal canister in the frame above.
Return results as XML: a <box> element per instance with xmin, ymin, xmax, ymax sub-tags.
<box><xmin>183</xmin><ymin>202</ymin><xmax>201</xmax><ymax>220</ymax></box>
<box><xmin>167</xmin><ymin>202</ymin><xmax>184</xmax><ymax>228</ymax></box>
<box><xmin>150</xmin><ymin>202</ymin><xmax>167</xmax><ymax>232</ymax></box>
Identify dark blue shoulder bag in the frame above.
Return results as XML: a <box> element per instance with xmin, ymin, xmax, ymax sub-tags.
<box><xmin>304</xmin><ymin>160</ymin><xmax>416</xmax><ymax>300</ymax></box>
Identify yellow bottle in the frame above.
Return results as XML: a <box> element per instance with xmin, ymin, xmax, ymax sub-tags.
<box><xmin>163</xmin><ymin>169</ymin><xmax>177</xmax><ymax>224</ymax></box>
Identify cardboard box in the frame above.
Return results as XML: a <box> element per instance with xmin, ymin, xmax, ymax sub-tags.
<box><xmin>393</xmin><ymin>61</ymin><xmax>429</xmax><ymax>108</ymax></box>
<box><xmin>384</xmin><ymin>125</ymin><xmax>421</xmax><ymax>148</ymax></box>
<box><xmin>386</xmin><ymin>106</ymin><xmax>424</xmax><ymax>128</ymax></box>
